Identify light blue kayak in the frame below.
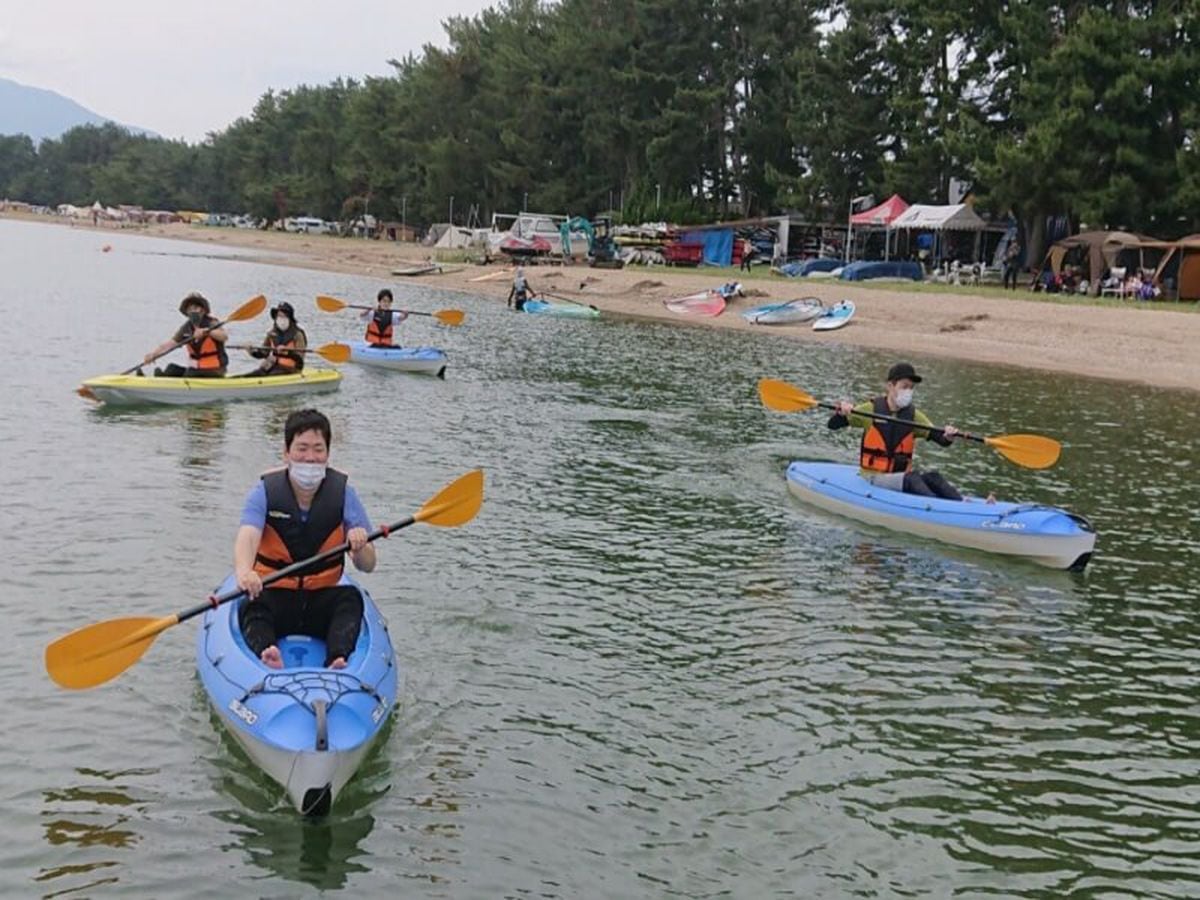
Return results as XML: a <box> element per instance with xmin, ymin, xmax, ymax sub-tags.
<box><xmin>347</xmin><ymin>341</ymin><xmax>447</xmax><ymax>377</ymax></box>
<box><xmin>522</xmin><ymin>299</ymin><xmax>600</xmax><ymax>318</ymax></box>
<box><xmin>196</xmin><ymin>573</ymin><xmax>399</xmax><ymax>815</ymax></box>
<box><xmin>742</xmin><ymin>297</ymin><xmax>824</xmax><ymax>324</ymax></box>
<box><xmin>785</xmin><ymin>462</ymin><xmax>1095</xmax><ymax>570</ymax></box>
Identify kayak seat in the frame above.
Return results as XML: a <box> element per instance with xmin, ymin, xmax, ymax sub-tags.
<box><xmin>277</xmin><ymin>634</ymin><xmax>326</xmax><ymax>669</ymax></box>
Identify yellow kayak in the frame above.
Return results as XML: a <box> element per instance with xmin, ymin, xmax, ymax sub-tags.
<box><xmin>79</xmin><ymin>369</ymin><xmax>342</xmax><ymax>406</ymax></box>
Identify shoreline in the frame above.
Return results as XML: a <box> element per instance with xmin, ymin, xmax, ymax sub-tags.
<box><xmin>11</xmin><ymin>212</ymin><xmax>1199</xmax><ymax>393</ymax></box>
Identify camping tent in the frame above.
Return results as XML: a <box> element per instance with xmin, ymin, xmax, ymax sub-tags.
<box><xmin>889</xmin><ymin>203</ymin><xmax>987</xmax><ymax>231</ymax></box>
<box><xmin>1151</xmin><ymin>234</ymin><xmax>1200</xmax><ymax>300</ymax></box>
<box><xmin>1037</xmin><ymin>230</ymin><xmax>1160</xmax><ymax>295</ymax></box>
<box><xmin>850</xmin><ymin>194</ymin><xmax>909</xmax><ymax>227</ymax></box>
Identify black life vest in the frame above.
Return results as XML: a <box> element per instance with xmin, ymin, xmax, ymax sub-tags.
<box><xmin>253</xmin><ymin>468</ymin><xmax>348</xmax><ymax>590</ymax></box>
<box><xmin>859</xmin><ymin>396</ymin><xmax>916</xmax><ymax>473</ymax></box>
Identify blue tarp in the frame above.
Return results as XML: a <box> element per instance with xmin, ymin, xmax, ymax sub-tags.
<box><xmin>777</xmin><ymin>258</ymin><xmax>842</xmax><ymax>278</ymax></box>
<box><xmin>839</xmin><ymin>261</ymin><xmax>923</xmax><ymax>282</ymax></box>
<box><xmin>681</xmin><ymin>229</ymin><xmax>734</xmax><ymax>267</ymax></box>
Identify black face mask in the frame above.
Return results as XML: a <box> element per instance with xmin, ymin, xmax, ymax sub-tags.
<box><xmin>187</xmin><ymin>310</ymin><xmax>204</xmax><ymax>325</ymax></box>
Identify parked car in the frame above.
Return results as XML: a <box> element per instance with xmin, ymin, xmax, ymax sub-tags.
<box><xmin>293</xmin><ymin>216</ymin><xmax>333</xmax><ymax>235</ymax></box>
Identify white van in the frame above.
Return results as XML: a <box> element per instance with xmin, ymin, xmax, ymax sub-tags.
<box><xmin>293</xmin><ymin>216</ymin><xmax>333</xmax><ymax>235</ymax></box>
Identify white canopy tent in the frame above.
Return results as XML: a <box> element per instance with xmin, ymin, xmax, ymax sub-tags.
<box><xmin>888</xmin><ymin>203</ymin><xmax>989</xmax><ymax>265</ymax></box>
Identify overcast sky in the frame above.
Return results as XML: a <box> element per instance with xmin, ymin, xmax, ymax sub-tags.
<box><xmin>0</xmin><ymin>1</ymin><xmax>496</xmax><ymax>142</ymax></box>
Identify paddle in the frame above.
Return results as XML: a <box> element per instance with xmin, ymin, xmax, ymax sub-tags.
<box><xmin>757</xmin><ymin>378</ymin><xmax>1061</xmax><ymax>469</ymax></box>
<box><xmin>315</xmin><ymin>294</ymin><xmax>465</xmax><ymax>326</ymax></box>
<box><xmin>226</xmin><ymin>342</ymin><xmax>351</xmax><ymax>364</ymax></box>
<box><xmin>45</xmin><ymin>469</ymin><xmax>484</xmax><ymax>690</ymax></box>
<box><xmin>76</xmin><ymin>294</ymin><xmax>268</xmax><ymax>399</ymax></box>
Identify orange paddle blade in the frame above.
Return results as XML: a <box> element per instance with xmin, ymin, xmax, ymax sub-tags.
<box><xmin>984</xmin><ymin>434</ymin><xmax>1062</xmax><ymax>469</ymax></box>
<box><xmin>228</xmin><ymin>294</ymin><xmax>268</xmax><ymax>322</ymax></box>
<box><xmin>758</xmin><ymin>378</ymin><xmax>820</xmax><ymax>413</ymax></box>
<box><xmin>433</xmin><ymin>309</ymin><xmax>465</xmax><ymax>326</ymax></box>
<box><xmin>45</xmin><ymin>614</ymin><xmax>180</xmax><ymax>690</ymax></box>
<box><xmin>315</xmin><ymin>342</ymin><xmax>351</xmax><ymax>364</ymax></box>
<box><xmin>415</xmin><ymin>470</ymin><xmax>484</xmax><ymax>527</ymax></box>
<box><xmin>316</xmin><ymin>294</ymin><xmax>348</xmax><ymax>312</ymax></box>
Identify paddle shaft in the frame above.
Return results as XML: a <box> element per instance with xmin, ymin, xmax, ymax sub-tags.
<box><xmin>345</xmin><ymin>303</ymin><xmax>439</xmax><ymax>318</ymax></box>
<box><xmin>124</xmin><ymin>317</ymin><xmax>234</xmax><ymax>375</ymax></box>
<box><xmin>539</xmin><ymin>291</ymin><xmax>597</xmax><ymax>310</ymax></box>
<box><xmin>827</xmin><ymin>402</ymin><xmax>983</xmax><ymax>446</ymax></box>
<box><xmin>173</xmin><ymin>515</ymin><xmax>418</xmax><ymax>626</ymax></box>
<box><xmin>227</xmin><ymin>344</ymin><xmax>322</xmax><ymax>354</ymax></box>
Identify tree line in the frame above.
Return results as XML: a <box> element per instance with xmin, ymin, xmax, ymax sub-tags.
<box><xmin>2</xmin><ymin>0</ymin><xmax>1198</xmax><ymax>258</ymax></box>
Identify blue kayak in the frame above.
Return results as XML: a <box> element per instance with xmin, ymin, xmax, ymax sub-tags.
<box><xmin>347</xmin><ymin>341</ymin><xmax>447</xmax><ymax>377</ymax></box>
<box><xmin>196</xmin><ymin>574</ymin><xmax>399</xmax><ymax>815</ymax></box>
<box><xmin>521</xmin><ymin>299</ymin><xmax>600</xmax><ymax>318</ymax></box>
<box><xmin>785</xmin><ymin>462</ymin><xmax>1095</xmax><ymax>570</ymax></box>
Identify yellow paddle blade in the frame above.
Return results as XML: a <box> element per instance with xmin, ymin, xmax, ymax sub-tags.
<box><xmin>316</xmin><ymin>294</ymin><xmax>348</xmax><ymax>312</ymax></box>
<box><xmin>758</xmin><ymin>378</ymin><xmax>820</xmax><ymax>413</ymax></box>
<box><xmin>414</xmin><ymin>469</ymin><xmax>484</xmax><ymax>527</ymax></box>
<box><xmin>45</xmin><ymin>614</ymin><xmax>179</xmax><ymax>690</ymax></box>
<box><xmin>433</xmin><ymin>309</ymin><xmax>465</xmax><ymax>326</ymax></box>
<box><xmin>984</xmin><ymin>434</ymin><xmax>1062</xmax><ymax>469</ymax></box>
<box><xmin>228</xmin><ymin>294</ymin><xmax>268</xmax><ymax>322</ymax></box>
<box><xmin>315</xmin><ymin>342</ymin><xmax>352</xmax><ymax>364</ymax></box>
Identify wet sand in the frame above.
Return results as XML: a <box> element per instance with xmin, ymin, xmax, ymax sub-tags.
<box><xmin>16</xmin><ymin>214</ymin><xmax>1200</xmax><ymax>392</ymax></box>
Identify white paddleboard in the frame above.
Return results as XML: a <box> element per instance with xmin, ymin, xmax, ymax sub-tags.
<box><xmin>812</xmin><ymin>300</ymin><xmax>855</xmax><ymax>331</ymax></box>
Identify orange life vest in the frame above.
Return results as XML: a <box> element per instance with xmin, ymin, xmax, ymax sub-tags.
<box><xmin>365</xmin><ymin>310</ymin><xmax>393</xmax><ymax>346</ymax></box>
<box><xmin>265</xmin><ymin>325</ymin><xmax>305</xmax><ymax>372</ymax></box>
<box><xmin>859</xmin><ymin>396</ymin><xmax>916</xmax><ymax>473</ymax></box>
<box><xmin>253</xmin><ymin>468</ymin><xmax>348</xmax><ymax>590</ymax></box>
<box><xmin>182</xmin><ymin>317</ymin><xmax>228</xmax><ymax>371</ymax></box>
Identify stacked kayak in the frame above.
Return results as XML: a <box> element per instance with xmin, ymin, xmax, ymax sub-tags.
<box><xmin>664</xmin><ymin>291</ymin><xmax>726</xmax><ymax>317</ymax></box>
<box><xmin>811</xmin><ymin>300</ymin><xmax>856</xmax><ymax>331</ymax></box>
<box><xmin>197</xmin><ymin>574</ymin><xmax>398</xmax><ymax>816</ymax></box>
<box><xmin>79</xmin><ymin>369</ymin><xmax>342</xmax><ymax>406</ymax></box>
<box><xmin>785</xmin><ymin>462</ymin><xmax>1095</xmax><ymax>570</ymax></box>
<box><xmin>742</xmin><ymin>297</ymin><xmax>824</xmax><ymax>325</ymax></box>
<box><xmin>346</xmin><ymin>341</ymin><xmax>448</xmax><ymax>378</ymax></box>
<box><xmin>521</xmin><ymin>299</ymin><xmax>600</xmax><ymax>318</ymax></box>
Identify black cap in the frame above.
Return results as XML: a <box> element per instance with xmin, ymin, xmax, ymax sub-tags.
<box><xmin>179</xmin><ymin>292</ymin><xmax>210</xmax><ymax>315</ymax></box>
<box><xmin>886</xmin><ymin>362</ymin><xmax>923</xmax><ymax>384</ymax></box>
<box><xmin>271</xmin><ymin>301</ymin><xmax>295</xmax><ymax>320</ymax></box>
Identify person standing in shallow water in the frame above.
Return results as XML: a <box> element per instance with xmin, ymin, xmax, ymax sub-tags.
<box><xmin>507</xmin><ymin>266</ymin><xmax>535</xmax><ymax>311</ymax></box>
<box><xmin>828</xmin><ymin>362</ymin><xmax>966</xmax><ymax>500</ymax></box>
<box><xmin>233</xmin><ymin>409</ymin><xmax>376</xmax><ymax>670</ymax></box>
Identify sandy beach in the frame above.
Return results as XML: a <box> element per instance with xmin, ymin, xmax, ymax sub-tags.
<box><xmin>16</xmin><ymin>214</ymin><xmax>1200</xmax><ymax>393</ymax></box>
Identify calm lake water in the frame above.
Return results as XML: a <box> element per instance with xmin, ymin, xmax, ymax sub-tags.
<box><xmin>3</xmin><ymin>218</ymin><xmax>1199</xmax><ymax>898</ymax></box>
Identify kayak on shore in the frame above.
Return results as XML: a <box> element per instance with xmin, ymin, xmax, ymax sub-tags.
<box><xmin>344</xmin><ymin>341</ymin><xmax>448</xmax><ymax>378</ymax></box>
<box><xmin>78</xmin><ymin>369</ymin><xmax>342</xmax><ymax>406</ymax></box>
<box><xmin>521</xmin><ymin>299</ymin><xmax>600</xmax><ymax>318</ymax></box>
<box><xmin>197</xmin><ymin>574</ymin><xmax>398</xmax><ymax>816</ymax></box>
<box><xmin>785</xmin><ymin>461</ymin><xmax>1095</xmax><ymax>570</ymax></box>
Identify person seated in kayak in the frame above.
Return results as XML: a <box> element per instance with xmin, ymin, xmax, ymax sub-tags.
<box><xmin>143</xmin><ymin>292</ymin><xmax>229</xmax><ymax>377</ymax></box>
<box><xmin>241</xmin><ymin>301</ymin><xmax>307</xmax><ymax>376</ymax></box>
<box><xmin>363</xmin><ymin>288</ymin><xmax>408</xmax><ymax>346</ymax></box>
<box><xmin>233</xmin><ymin>409</ymin><xmax>376</xmax><ymax>670</ymax></box>
<box><xmin>828</xmin><ymin>361</ymin><xmax>965</xmax><ymax>500</ymax></box>
<box><xmin>507</xmin><ymin>266</ymin><xmax>536</xmax><ymax>311</ymax></box>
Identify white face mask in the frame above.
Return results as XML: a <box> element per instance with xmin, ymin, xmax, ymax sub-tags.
<box><xmin>275</xmin><ymin>316</ymin><xmax>290</xmax><ymax>330</ymax></box>
<box><xmin>288</xmin><ymin>461</ymin><xmax>326</xmax><ymax>491</ymax></box>
<box><xmin>894</xmin><ymin>388</ymin><xmax>914</xmax><ymax>409</ymax></box>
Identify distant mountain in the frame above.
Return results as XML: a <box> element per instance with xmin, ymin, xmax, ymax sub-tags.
<box><xmin>0</xmin><ymin>77</ymin><xmax>157</xmax><ymax>142</ymax></box>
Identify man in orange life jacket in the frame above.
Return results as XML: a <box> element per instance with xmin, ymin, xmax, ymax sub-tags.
<box><xmin>144</xmin><ymin>292</ymin><xmax>229</xmax><ymax>377</ymax></box>
<box><xmin>828</xmin><ymin>362</ymin><xmax>964</xmax><ymax>500</ymax></box>
<box><xmin>241</xmin><ymin>301</ymin><xmax>307</xmax><ymax>376</ymax></box>
<box><xmin>233</xmin><ymin>409</ymin><xmax>376</xmax><ymax>670</ymax></box>
<box><xmin>363</xmin><ymin>288</ymin><xmax>408</xmax><ymax>346</ymax></box>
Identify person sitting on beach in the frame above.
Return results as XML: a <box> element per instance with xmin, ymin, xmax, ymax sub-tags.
<box><xmin>242</xmin><ymin>301</ymin><xmax>306</xmax><ymax>376</ymax></box>
<box><xmin>507</xmin><ymin>266</ymin><xmax>536</xmax><ymax>311</ymax></box>
<box><xmin>363</xmin><ymin>288</ymin><xmax>408</xmax><ymax>346</ymax></box>
<box><xmin>143</xmin><ymin>292</ymin><xmax>228</xmax><ymax>377</ymax></box>
<box><xmin>233</xmin><ymin>408</ymin><xmax>376</xmax><ymax>670</ymax></box>
<box><xmin>829</xmin><ymin>362</ymin><xmax>971</xmax><ymax>501</ymax></box>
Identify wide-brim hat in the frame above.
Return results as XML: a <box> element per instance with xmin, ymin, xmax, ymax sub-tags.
<box><xmin>270</xmin><ymin>301</ymin><xmax>296</xmax><ymax>320</ymax></box>
<box><xmin>179</xmin><ymin>292</ymin><xmax>210</xmax><ymax>315</ymax></box>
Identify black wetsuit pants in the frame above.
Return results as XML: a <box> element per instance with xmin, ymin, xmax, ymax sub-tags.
<box><xmin>903</xmin><ymin>469</ymin><xmax>963</xmax><ymax>501</ymax></box>
<box><xmin>240</xmin><ymin>585</ymin><xmax>364</xmax><ymax>666</ymax></box>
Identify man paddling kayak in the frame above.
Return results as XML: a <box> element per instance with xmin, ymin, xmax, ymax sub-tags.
<box><xmin>828</xmin><ymin>362</ymin><xmax>970</xmax><ymax>501</ymax></box>
<box><xmin>143</xmin><ymin>292</ymin><xmax>229</xmax><ymax>377</ymax></box>
<box><xmin>362</xmin><ymin>288</ymin><xmax>409</xmax><ymax>346</ymax></box>
<box><xmin>233</xmin><ymin>409</ymin><xmax>376</xmax><ymax>670</ymax></box>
